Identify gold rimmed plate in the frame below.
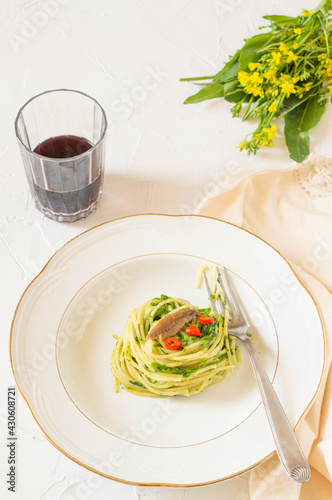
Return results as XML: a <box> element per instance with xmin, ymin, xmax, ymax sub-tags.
<box><xmin>10</xmin><ymin>215</ymin><xmax>325</xmax><ymax>486</ymax></box>
<box><xmin>55</xmin><ymin>253</ymin><xmax>279</xmax><ymax>448</ymax></box>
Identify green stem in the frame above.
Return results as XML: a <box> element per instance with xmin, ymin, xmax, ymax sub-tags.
<box><xmin>266</xmin><ymin>94</ymin><xmax>285</xmax><ymax>125</ymax></box>
<box><xmin>179</xmin><ymin>76</ymin><xmax>215</xmax><ymax>82</ymax></box>
<box><xmin>242</xmin><ymin>95</ymin><xmax>255</xmax><ymax>121</ymax></box>
<box><xmin>318</xmin><ymin>13</ymin><xmax>330</xmax><ymax>56</ymax></box>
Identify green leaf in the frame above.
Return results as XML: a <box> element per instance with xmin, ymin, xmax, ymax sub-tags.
<box><xmin>295</xmin><ymin>94</ymin><xmax>326</xmax><ymax>132</ymax></box>
<box><xmin>224</xmin><ymin>89</ymin><xmax>249</xmax><ymax>103</ymax></box>
<box><xmin>284</xmin><ymin>125</ymin><xmax>310</xmax><ymax>162</ymax></box>
<box><xmin>314</xmin><ymin>0</ymin><xmax>331</xmax><ymax>14</ymax></box>
<box><xmin>213</xmin><ymin>50</ymin><xmax>241</xmax><ymax>82</ymax></box>
<box><xmin>279</xmin><ymin>91</ymin><xmax>315</xmax><ymax>119</ymax></box>
<box><xmin>183</xmin><ymin>83</ymin><xmax>224</xmax><ymax>104</ymax></box>
<box><xmin>223</xmin><ymin>79</ymin><xmax>239</xmax><ymax>95</ymax></box>
<box><xmin>284</xmin><ymin>94</ymin><xmax>327</xmax><ymax>162</ymax></box>
<box><xmin>238</xmin><ymin>34</ymin><xmax>272</xmax><ymax>71</ymax></box>
<box><xmin>214</xmin><ymin>62</ymin><xmax>240</xmax><ymax>83</ymax></box>
<box><xmin>263</xmin><ymin>15</ymin><xmax>298</xmax><ymax>25</ymax></box>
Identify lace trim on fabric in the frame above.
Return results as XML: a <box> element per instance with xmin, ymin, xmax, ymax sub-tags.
<box><xmin>296</xmin><ymin>153</ymin><xmax>332</xmax><ymax>197</ymax></box>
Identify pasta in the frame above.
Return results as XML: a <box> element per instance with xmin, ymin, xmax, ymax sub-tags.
<box><xmin>110</xmin><ymin>266</ymin><xmax>241</xmax><ymax>397</ymax></box>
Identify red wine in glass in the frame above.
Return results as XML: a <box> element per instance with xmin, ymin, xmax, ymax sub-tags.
<box><xmin>34</xmin><ymin>134</ymin><xmax>92</xmax><ymax>158</ymax></box>
<box><xmin>32</xmin><ymin>135</ymin><xmax>102</xmax><ymax>217</ymax></box>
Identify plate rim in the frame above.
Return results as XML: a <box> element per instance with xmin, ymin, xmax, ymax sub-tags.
<box><xmin>9</xmin><ymin>213</ymin><xmax>327</xmax><ymax>487</ymax></box>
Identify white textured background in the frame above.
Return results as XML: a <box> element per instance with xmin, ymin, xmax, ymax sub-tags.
<box><xmin>1</xmin><ymin>0</ymin><xmax>331</xmax><ymax>499</ymax></box>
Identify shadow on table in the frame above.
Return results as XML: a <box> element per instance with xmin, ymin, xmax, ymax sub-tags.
<box><xmin>74</xmin><ymin>173</ymin><xmax>197</xmax><ymax>230</ymax></box>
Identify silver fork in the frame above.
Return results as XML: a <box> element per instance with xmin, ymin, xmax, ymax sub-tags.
<box><xmin>204</xmin><ymin>267</ymin><xmax>311</xmax><ymax>483</ymax></box>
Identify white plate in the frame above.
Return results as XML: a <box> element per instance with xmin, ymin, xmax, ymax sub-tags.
<box><xmin>56</xmin><ymin>253</ymin><xmax>278</xmax><ymax>448</ymax></box>
<box><xmin>10</xmin><ymin>215</ymin><xmax>325</xmax><ymax>486</ymax></box>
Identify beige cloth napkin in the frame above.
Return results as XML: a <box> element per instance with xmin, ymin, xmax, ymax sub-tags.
<box><xmin>198</xmin><ymin>157</ymin><xmax>332</xmax><ymax>499</ymax></box>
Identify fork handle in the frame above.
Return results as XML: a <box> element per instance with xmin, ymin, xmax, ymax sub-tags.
<box><xmin>242</xmin><ymin>337</ymin><xmax>310</xmax><ymax>483</ymax></box>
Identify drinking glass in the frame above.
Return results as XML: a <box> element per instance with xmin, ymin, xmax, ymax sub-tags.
<box><xmin>15</xmin><ymin>89</ymin><xmax>107</xmax><ymax>222</ymax></box>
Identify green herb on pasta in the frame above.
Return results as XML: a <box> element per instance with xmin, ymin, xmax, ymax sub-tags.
<box><xmin>110</xmin><ymin>264</ymin><xmax>244</xmax><ymax>398</ymax></box>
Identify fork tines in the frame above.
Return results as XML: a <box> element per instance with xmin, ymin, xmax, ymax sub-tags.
<box><xmin>203</xmin><ymin>269</ymin><xmax>224</xmax><ymax>317</ymax></box>
<box><xmin>217</xmin><ymin>266</ymin><xmax>248</xmax><ymax>325</ymax></box>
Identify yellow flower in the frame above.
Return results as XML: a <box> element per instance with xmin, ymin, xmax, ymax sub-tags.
<box><xmin>259</xmin><ymin>136</ymin><xmax>274</xmax><ymax>149</ymax></box>
<box><xmin>293</xmin><ymin>42</ymin><xmax>299</xmax><ymax>49</ymax></box>
<box><xmin>248</xmin><ymin>84</ymin><xmax>264</xmax><ymax>98</ymax></box>
<box><xmin>261</xmin><ymin>139</ymin><xmax>274</xmax><ymax>149</ymax></box>
<box><xmin>278</xmin><ymin>73</ymin><xmax>288</xmax><ymax>82</ymax></box>
<box><xmin>321</xmin><ymin>59</ymin><xmax>332</xmax><ymax>79</ymax></box>
<box><xmin>318</xmin><ymin>54</ymin><xmax>329</xmax><ymax>63</ymax></box>
<box><xmin>268</xmin><ymin>101</ymin><xmax>277</xmax><ymax>112</ymax></box>
<box><xmin>292</xmin><ymin>76</ymin><xmax>300</xmax><ymax>84</ymax></box>
<box><xmin>264</xmin><ymin>69</ymin><xmax>275</xmax><ymax>79</ymax></box>
<box><xmin>238</xmin><ymin>70</ymin><xmax>264</xmax><ymax>97</ymax></box>
<box><xmin>238</xmin><ymin>141</ymin><xmax>247</xmax><ymax>150</ymax></box>
<box><xmin>294</xmin><ymin>28</ymin><xmax>302</xmax><ymax>35</ymax></box>
<box><xmin>260</xmin><ymin>139</ymin><xmax>269</xmax><ymax>149</ymax></box>
<box><xmin>302</xmin><ymin>9</ymin><xmax>313</xmax><ymax>17</ymax></box>
<box><xmin>238</xmin><ymin>71</ymin><xmax>250</xmax><ymax>86</ymax></box>
<box><xmin>263</xmin><ymin>124</ymin><xmax>278</xmax><ymax>140</ymax></box>
<box><xmin>249</xmin><ymin>72</ymin><xmax>263</xmax><ymax>84</ymax></box>
<box><xmin>248</xmin><ymin>62</ymin><xmax>261</xmax><ymax>71</ymax></box>
<box><xmin>297</xmin><ymin>81</ymin><xmax>312</xmax><ymax>98</ymax></box>
<box><xmin>286</xmin><ymin>51</ymin><xmax>298</xmax><ymax>63</ymax></box>
<box><xmin>271</xmin><ymin>52</ymin><xmax>281</xmax><ymax>64</ymax></box>
<box><xmin>279</xmin><ymin>42</ymin><xmax>289</xmax><ymax>54</ymax></box>
<box><xmin>280</xmin><ymin>81</ymin><xmax>296</xmax><ymax>97</ymax></box>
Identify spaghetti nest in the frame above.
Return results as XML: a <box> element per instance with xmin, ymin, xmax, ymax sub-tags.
<box><xmin>111</xmin><ymin>294</ymin><xmax>241</xmax><ymax>397</ymax></box>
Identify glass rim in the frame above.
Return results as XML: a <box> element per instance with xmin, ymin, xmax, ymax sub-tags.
<box><xmin>14</xmin><ymin>88</ymin><xmax>108</xmax><ymax>162</ymax></box>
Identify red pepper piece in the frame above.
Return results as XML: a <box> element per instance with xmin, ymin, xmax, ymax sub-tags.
<box><xmin>165</xmin><ymin>337</ymin><xmax>182</xmax><ymax>350</ymax></box>
<box><xmin>186</xmin><ymin>325</ymin><xmax>202</xmax><ymax>337</ymax></box>
<box><xmin>198</xmin><ymin>315</ymin><xmax>214</xmax><ymax>325</ymax></box>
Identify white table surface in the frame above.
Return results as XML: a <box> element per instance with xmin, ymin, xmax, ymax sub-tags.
<box><xmin>1</xmin><ymin>0</ymin><xmax>330</xmax><ymax>499</ymax></box>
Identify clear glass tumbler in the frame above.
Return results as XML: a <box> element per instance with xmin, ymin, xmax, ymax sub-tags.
<box><xmin>15</xmin><ymin>89</ymin><xmax>107</xmax><ymax>222</ymax></box>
